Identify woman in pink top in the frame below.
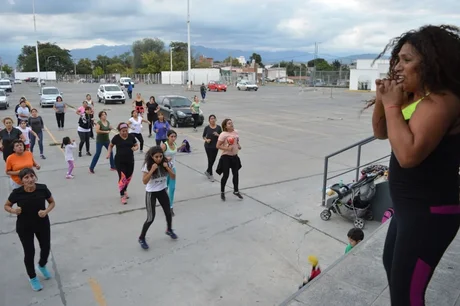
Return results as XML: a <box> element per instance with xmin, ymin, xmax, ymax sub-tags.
<box><xmin>216</xmin><ymin>118</ymin><xmax>243</xmax><ymax>201</ymax></box>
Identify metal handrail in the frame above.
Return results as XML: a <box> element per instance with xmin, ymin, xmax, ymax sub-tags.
<box><xmin>321</xmin><ymin>135</ymin><xmax>389</xmax><ymax>206</ymax></box>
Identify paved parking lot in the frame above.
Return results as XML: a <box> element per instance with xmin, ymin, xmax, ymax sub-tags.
<box><xmin>0</xmin><ymin>82</ymin><xmax>390</xmax><ymax>306</ymax></box>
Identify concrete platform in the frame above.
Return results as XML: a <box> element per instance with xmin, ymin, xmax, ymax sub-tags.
<box><xmin>1</xmin><ymin>83</ymin><xmax>387</xmax><ymax>306</ymax></box>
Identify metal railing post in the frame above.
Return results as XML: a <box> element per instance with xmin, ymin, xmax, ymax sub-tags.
<box><xmin>322</xmin><ymin>157</ymin><xmax>329</xmax><ymax>206</ymax></box>
<box><xmin>356</xmin><ymin>145</ymin><xmax>362</xmax><ymax>182</ymax></box>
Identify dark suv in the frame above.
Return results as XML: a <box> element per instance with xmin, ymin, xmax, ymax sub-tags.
<box><xmin>157</xmin><ymin>95</ymin><xmax>204</xmax><ymax>127</ymax></box>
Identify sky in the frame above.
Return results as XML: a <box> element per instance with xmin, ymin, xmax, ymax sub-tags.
<box><xmin>1</xmin><ymin>0</ymin><xmax>460</xmax><ymax>56</ymax></box>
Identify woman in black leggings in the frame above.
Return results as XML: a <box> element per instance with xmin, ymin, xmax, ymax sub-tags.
<box><xmin>77</xmin><ymin>106</ymin><xmax>93</xmax><ymax>157</ymax></box>
<box><xmin>138</xmin><ymin>146</ymin><xmax>178</xmax><ymax>250</ymax></box>
<box><xmin>369</xmin><ymin>25</ymin><xmax>460</xmax><ymax>305</ymax></box>
<box><xmin>216</xmin><ymin>118</ymin><xmax>243</xmax><ymax>201</ymax></box>
<box><xmin>202</xmin><ymin>114</ymin><xmax>222</xmax><ymax>182</ymax></box>
<box><xmin>4</xmin><ymin>168</ymin><xmax>56</xmax><ymax>292</ymax></box>
<box><xmin>146</xmin><ymin>96</ymin><xmax>159</xmax><ymax>138</ymax></box>
<box><xmin>107</xmin><ymin>123</ymin><xmax>138</xmax><ymax>205</ymax></box>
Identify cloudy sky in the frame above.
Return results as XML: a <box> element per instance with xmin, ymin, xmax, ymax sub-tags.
<box><xmin>1</xmin><ymin>0</ymin><xmax>460</xmax><ymax>55</ymax></box>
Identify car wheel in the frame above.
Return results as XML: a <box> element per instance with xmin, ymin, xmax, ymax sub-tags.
<box><xmin>121</xmin><ymin>100</ymin><xmax>125</xmax><ymax>104</ymax></box>
<box><xmin>98</xmin><ymin>97</ymin><xmax>101</xmax><ymax>103</ymax></box>
<box><xmin>237</xmin><ymin>87</ymin><xmax>241</xmax><ymax>90</ymax></box>
<box><xmin>102</xmin><ymin>98</ymin><xmax>106</xmax><ymax>104</ymax></box>
<box><xmin>170</xmin><ymin>116</ymin><xmax>177</xmax><ymax>128</ymax></box>
<box><xmin>197</xmin><ymin>121</ymin><xmax>204</xmax><ymax>127</ymax></box>
<box><xmin>224</xmin><ymin>89</ymin><xmax>227</xmax><ymax>92</ymax></box>
<box><xmin>255</xmin><ymin>88</ymin><xmax>258</xmax><ymax>91</ymax></box>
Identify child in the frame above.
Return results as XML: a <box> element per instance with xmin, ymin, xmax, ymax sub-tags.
<box><xmin>17</xmin><ymin>120</ymin><xmax>39</xmax><ymax>151</ymax></box>
<box><xmin>299</xmin><ymin>255</ymin><xmax>321</xmax><ymax>289</ymax></box>
<box><xmin>61</xmin><ymin>137</ymin><xmax>77</xmax><ymax>179</ymax></box>
<box><xmin>345</xmin><ymin>228</ymin><xmax>364</xmax><ymax>254</ymax></box>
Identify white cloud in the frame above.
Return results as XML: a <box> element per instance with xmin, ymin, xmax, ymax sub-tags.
<box><xmin>1</xmin><ymin>0</ymin><xmax>460</xmax><ymax>57</ymax></box>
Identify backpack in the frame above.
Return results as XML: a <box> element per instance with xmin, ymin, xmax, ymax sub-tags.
<box><xmin>381</xmin><ymin>208</ymin><xmax>394</xmax><ymax>224</ymax></box>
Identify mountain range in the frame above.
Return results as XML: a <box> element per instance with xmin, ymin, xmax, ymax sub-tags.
<box><xmin>0</xmin><ymin>44</ymin><xmax>383</xmax><ymax>67</ymax></box>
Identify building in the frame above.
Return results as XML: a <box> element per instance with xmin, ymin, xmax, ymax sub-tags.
<box><xmin>198</xmin><ymin>55</ymin><xmax>214</xmax><ymax>67</ymax></box>
<box><xmin>237</xmin><ymin>56</ymin><xmax>246</xmax><ymax>66</ymax></box>
<box><xmin>349</xmin><ymin>59</ymin><xmax>389</xmax><ymax>91</ymax></box>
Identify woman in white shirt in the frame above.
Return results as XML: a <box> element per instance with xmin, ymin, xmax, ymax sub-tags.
<box><xmin>17</xmin><ymin>120</ymin><xmax>39</xmax><ymax>151</ymax></box>
<box><xmin>127</xmin><ymin>110</ymin><xmax>150</xmax><ymax>153</ymax></box>
<box><xmin>138</xmin><ymin>145</ymin><xmax>177</xmax><ymax>250</ymax></box>
<box><xmin>16</xmin><ymin>100</ymin><xmax>30</xmax><ymax>125</ymax></box>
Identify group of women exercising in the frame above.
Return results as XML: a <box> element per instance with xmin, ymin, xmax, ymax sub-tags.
<box><xmin>4</xmin><ymin>24</ymin><xmax>460</xmax><ymax>305</ymax></box>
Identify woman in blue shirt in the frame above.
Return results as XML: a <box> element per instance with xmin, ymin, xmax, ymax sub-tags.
<box><xmin>153</xmin><ymin>112</ymin><xmax>170</xmax><ymax>146</ymax></box>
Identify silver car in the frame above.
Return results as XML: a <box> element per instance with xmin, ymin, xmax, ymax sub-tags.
<box><xmin>39</xmin><ymin>86</ymin><xmax>62</xmax><ymax>108</ymax></box>
<box><xmin>0</xmin><ymin>89</ymin><xmax>9</xmax><ymax>110</ymax></box>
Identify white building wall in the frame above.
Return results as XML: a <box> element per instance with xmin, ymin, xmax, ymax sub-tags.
<box><xmin>15</xmin><ymin>71</ymin><xmax>57</xmax><ymax>80</ymax></box>
<box><xmin>267</xmin><ymin>68</ymin><xmax>286</xmax><ymax>79</ymax></box>
<box><xmin>189</xmin><ymin>68</ymin><xmax>220</xmax><ymax>85</ymax></box>
<box><xmin>349</xmin><ymin>59</ymin><xmax>390</xmax><ymax>91</ymax></box>
<box><xmin>161</xmin><ymin>71</ymin><xmax>187</xmax><ymax>85</ymax></box>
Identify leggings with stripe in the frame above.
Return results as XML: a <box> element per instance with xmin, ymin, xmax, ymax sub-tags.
<box><xmin>139</xmin><ymin>188</ymin><xmax>172</xmax><ymax>239</ymax></box>
<box><xmin>115</xmin><ymin>158</ymin><xmax>134</xmax><ymax>196</ymax></box>
<box><xmin>383</xmin><ymin>202</ymin><xmax>460</xmax><ymax>305</ymax></box>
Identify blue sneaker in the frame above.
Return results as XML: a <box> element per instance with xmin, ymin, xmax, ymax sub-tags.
<box><xmin>138</xmin><ymin>238</ymin><xmax>149</xmax><ymax>250</ymax></box>
<box><xmin>29</xmin><ymin>277</ymin><xmax>43</xmax><ymax>291</ymax></box>
<box><xmin>166</xmin><ymin>230</ymin><xmax>178</xmax><ymax>240</ymax></box>
<box><xmin>37</xmin><ymin>265</ymin><xmax>51</xmax><ymax>280</ymax></box>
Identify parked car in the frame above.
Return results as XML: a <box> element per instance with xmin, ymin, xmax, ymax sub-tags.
<box><xmin>237</xmin><ymin>80</ymin><xmax>258</xmax><ymax>91</ymax></box>
<box><xmin>14</xmin><ymin>79</ymin><xmax>22</xmax><ymax>84</ymax></box>
<box><xmin>97</xmin><ymin>84</ymin><xmax>126</xmax><ymax>104</ymax></box>
<box><xmin>157</xmin><ymin>95</ymin><xmax>204</xmax><ymax>127</ymax></box>
<box><xmin>0</xmin><ymin>79</ymin><xmax>13</xmax><ymax>92</ymax></box>
<box><xmin>39</xmin><ymin>86</ymin><xmax>62</xmax><ymax>108</ymax></box>
<box><xmin>207</xmin><ymin>81</ymin><xmax>227</xmax><ymax>92</ymax></box>
<box><xmin>119</xmin><ymin>77</ymin><xmax>134</xmax><ymax>88</ymax></box>
<box><xmin>0</xmin><ymin>89</ymin><xmax>9</xmax><ymax>110</ymax></box>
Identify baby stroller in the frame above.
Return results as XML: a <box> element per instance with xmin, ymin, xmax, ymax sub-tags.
<box><xmin>320</xmin><ymin>165</ymin><xmax>388</xmax><ymax>229</ymax></box>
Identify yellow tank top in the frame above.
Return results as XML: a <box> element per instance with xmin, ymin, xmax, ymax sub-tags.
<box><xmin>401</xmin><ymin>93</ymin><xmax>430</xmax><ymax>120</ymax></box>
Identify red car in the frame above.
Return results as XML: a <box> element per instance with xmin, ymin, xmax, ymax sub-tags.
<box><xmin>207</xmin><ymin>81</ymin><xmax>227</xmax><ymax>92</ymax></box>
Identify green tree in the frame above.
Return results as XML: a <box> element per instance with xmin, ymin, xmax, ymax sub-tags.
<box><xmin>249</xmin><ymin>52</ymin><xmax>263</xmax><ymax>67</ymax></box>
<box><xmin>0</xmin><ymin>64</ymin><xmax>13</xmax><ymax>75</ymax></box>
<box><xmin>332</xmin><ymin>60</ymin><xmax>341</xmax><ymax>70</ymax></box>
<box><xmin>92</xmin><ymin>55</ymin><xmax>113</xmax><ymax>73</ymax></box>
<box><xmin>16</xmin><ymin>42</ymin><xmax>73</xmax><ymax>74</ymax></box>
<box><xmin>76</xmin><ymin>58</ymin><xmax>92</xmax><ymax>74</ymax></box>
<box><xmin>307</xmin><ymin>58</ymin><xmax>332</xmax><ymax>71</ymax></box>
<box><xmin>171</xmin><ymin>41</ymin><xmax>195</xmax><ymax>70</ymax></box>
<box><xmin>223</xmin><ymin>56</ymin><xmax>241</xmax><ymax>67</ymax></box>
<box><xmin>106</xmin><ymin>63</ymin><xmax>126</xmax><ymax>73</ymax></box>
<box><xmin>92</xmin><ymin>66</ymin><xmax>104</xmax><ymax>78</ymax></box>
<box><xmin>132</xmin><ymin>38</ymin><xmax>165</xmax><ymax>72</ymax></box>
<box><xmin>139</xmin><ymin>51</ymin><xmax>168</xmax><ymax>74</ymax></box>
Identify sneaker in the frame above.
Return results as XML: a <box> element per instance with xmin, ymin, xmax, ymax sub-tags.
<box><xmin>89</xmin><ymin>168</ymin><xmax>95</xmax><ymax>174</ymax></box>
<box><xmin>86</xmin><ymin>152</ymin><xmax>92</xmax><ymax>156</ymax></box>
<box><xmin>110</xmin><ymin>167</ymin><xmax>116</xmax><ymax>171</ymax></box>
<box><xmin>65</xmin><ymin>175</ymin><xmax>74</xmax><ymax>179</ymax></box>
<box><xmin>204</xmin><ymin>171</ymin><xmax>211</xmax><ymax>179</ymax></box>
<box><xmin>139</xmin><ymin>150</ymin><xmax>143</xmax><ymax>154</ymax></box>
<box><xmin>37</xmin><ymin>265</ymin><xmax>51</xmax><ymax>279</ymax></box>
<box><xmin>209</xmin><ymin>174</ymin><xmax>215</xmax><ymax>182</ymax></box>
<box><xmin>40</xmin><ymin>155</ymin><xmax>46</xmax><ymax>159</ymax></box>
<box><xmin>29</xmin><ymin>277</ymin><xmax>43</xmax><ymax>291</ymax></box>
<box><xmin>171</xmin><ymin>208</ymin><xmax>175</xmax><ymax>217</ymax></box>
<box><xmin>121</xmin><ymin>196</ymin><xmax>127</xmax><ymax>205</ymax></box>
<box><xmin>166</xmin><ymin>229</ymin><xmax>178</xmax><ymax>239</ymax></box>
<box><xmin>138</xmin><ymin>238</ymin><xmax>149</xmax><ymax>250</ymax></box>
<box><xmin>125</xmin><ymin>192</ymin><xmax>130</xmax><ymax>199</ymax></box>
<box><xmin>221</xmin><ymin>192</ymin><xmax>226</xmax><ymax>201</ymax></box>
<box><xmin>78</xmin><ymin>152</ymin><xmax>82</xmax><ymax>157</ymax></box>
<box><xmin>233</xmin><ymin>192</ymin><xmax>244</xmax><ymax>199</ymax></box>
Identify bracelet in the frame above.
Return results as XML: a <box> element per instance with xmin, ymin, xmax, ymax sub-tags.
<box><xmin>385</xmin><ymin>105</ymin><xmax>400</xmax><ymax>110</ymax></box>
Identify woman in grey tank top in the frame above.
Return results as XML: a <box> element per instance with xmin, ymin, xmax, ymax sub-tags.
<box><xmin>53</xmin><ymin>96</ymin><xmax>67</xmax><ymax>130</ymax></box>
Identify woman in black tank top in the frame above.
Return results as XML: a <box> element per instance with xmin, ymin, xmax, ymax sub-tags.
<box><xmin>132</xmin><ymin>93</ymin><xmax>145</xmax><ymax>117</ymax></box>
<box><xmin>370</xmin><ymin>25</ymin><xmax>460</xmax><ymax>305</ymax></box>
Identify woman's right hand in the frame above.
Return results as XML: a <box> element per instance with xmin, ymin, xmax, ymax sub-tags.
<box><xmin>206</xmin><ymin>139</ymin><xmax>211</xmax><ymax>143</ymax></box>
<box><xmin>106</xmin><ymin>154</ymin><xmax>110</xmax><ymax>159</ymax></box>
<box><xmin>12</xmin><ymin>207</ymin><xmax>21</xmax><ymax>215</ymax></box>
<box><xmin>151</xmin><ymin>163</ymin><xmax>158</xmax><ymax>172</ymax></box>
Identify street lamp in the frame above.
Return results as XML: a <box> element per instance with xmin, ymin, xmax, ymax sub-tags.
<box><xmin>169</xmin><ymin>46</ymin><xmax>175</xmax><ymax>85</ymax></box>
<box><xmin>45</xmin><ymin>55</ymin><xmax>56</xmax><ymax>81</ymax></box>
<box><xmin>32</xmin><ymin>0</ymin><xmax>42</xmax><ymax>87</ymax></box>
<box><xmin>103</xmin><ymin>49</ymin><xmax>114</xmax><ymax>78</ymax></box>
<box><xmin>187</xmin><ymin>0</ymin><xmax>191</xmax><ymax>89</ymax></box>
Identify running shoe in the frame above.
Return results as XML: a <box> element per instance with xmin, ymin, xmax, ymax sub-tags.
<box><xmin>121</xmin><ymin>196</ymin><xmax>127</xmax><ymax>205</ymax></box>
<box><xmin>138</xmin><ymin>238</ymin><xmax>149</xmax><ymax>250</ymax></box>
<box><xmin>166</xmin><ymin>230</ymin><xmax>178</xmax><ymax>239</ymax></box>
<box><xmin>221</xmin><ymin>192</ymin><xmax>226</xmax><ymax>201</ymax></box>
<box><xmin>171</xmin><ymin>208</ymin><xmax>175</xmax><ymax>217</ymax></box>
<box><xmin>233</xmin><ymin>192</ymin><xmax>244</xmax><ymax>199</ymax></box>
<box><xmin>29</xmin><ymin>277</ymin><xmax>43</xmax><ymax>291</ymax></box>
<box><xmin>37</xmin><ymin>265</ymin><xmax>51</xmax><ymax>279</ymax></box>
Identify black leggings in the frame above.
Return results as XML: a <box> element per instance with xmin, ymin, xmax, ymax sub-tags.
<box><xmin>115</xmin><ymin>159</ymin><xmax>134</xmax><ymax>196</ymax></box>
<box><xmin>78</xmin><ymin>131</ymin><xmax>91</xmax><ymax>153</ymax></box>
<box><xmin>131</xmin><ymin>133</ymin><xmax>144</xmax><ymax>151</ymax></box>
<box><xmin>383</xmin><ymin>203</ymin><xmax>460</xmax><ymax>305</ymax></box>
<box><xmin>17</xmin><ymin>225</ymin><xmax>51</xmax><ymax>279</ymax></box>
<box><xmin>156</xmin><ymin>139</ymin><xmax>167</xmax><ymax>146</ymax></box>
<box><xmin>147</xmin><ymin>113</ymin><xmax>157</xmax><ymax>136</ymax></box>
<box><xmin>55</xmin><ymin>113</ymin><xmax>65</xmax><ymax>128</ymax></box>
<box><xmin>220</xmin><ymin>155</ymin><xmax>240</xmax><ymax>193</ymax></box>
<box><xmin>192</xmin><ymin>114</ymin><xmax>199</xmax><ymax>129</ymax></box>
<box><xmin>139</xmin><ymin>189</ymin><xmax>172</xmax><ymax>239</ymax></box>
<box><xmin>205</xmin><ymin>147</ymin><xmax>219</xmax><ymax>175</ymax></box>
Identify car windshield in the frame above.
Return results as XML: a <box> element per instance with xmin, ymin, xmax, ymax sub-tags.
<box><xmin>0</xmin><ymin>81</ymin><xmax>10</xmax><ymax>85</ymax></box>
<box><xmin>0</xmin><ymin>91</ymin><xmax>5</xmax><ymax>96</ymax></box>
<box><xmin>169</xmin><ymin>97</ymin><xmax>192</xmax><ymax>108</ymax></box>
<box><xmin>105</xmin><ymin>86</ymin><xmax>121</xmax><ymax>92</ymax></box>
<box><xmin>42</xmin><ymin>88</ymin><xmax>59</xmax><ymax>95</ymax></box>
<box><xmin>214</xmin><ymin>81</ymin><xmax>222</xmax><ymax>84</ymax></box>
<box><xmin>122</xmin><ymin>79</ymin><xmax>132</xmax><ymax>83</ymax></box>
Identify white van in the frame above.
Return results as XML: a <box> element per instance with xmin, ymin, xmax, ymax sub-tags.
<box><xmin>119</xmin><ymin>77</ymin><xmax>134</xmax><ymax>88</ymax></box>
<box><xmin>0</xmin><ymin>79</ymin><xmax>12</xmax><ymax>92</ymax></box>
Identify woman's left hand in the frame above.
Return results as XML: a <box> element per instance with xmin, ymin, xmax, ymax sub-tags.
<box><xmin>35</xmin><ymin>164</ymin><xmax>41</xmax><ymax>170</ymax></box>
<box><xmin>163</xmin><ymin>162</ymin><xmax>169</xmax><ymax>168</ymax></box>
<box><xmin>380</xmin><ymin>79</ymin><xmax>405</xmax><ymax>107</ymax></box>
<box><xmin>38</xmin><ymin>210</ymin><xmax>47</xmax><ymax>218</ymax></box>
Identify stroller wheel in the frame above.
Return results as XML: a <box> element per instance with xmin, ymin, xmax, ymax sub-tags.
<box><xmin>320</xmin><ymin>209</ymin><xmax>332</xmax><ymax>221</ymax></box>
<box><xmin>354</xmin><ymin>218</ymin><xmax>365</xmax><ymax>229</ymax></box>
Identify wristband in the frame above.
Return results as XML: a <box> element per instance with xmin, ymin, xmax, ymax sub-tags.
<box><xmin>385</xmin><ymin>105</ymin><xmax>400</xmax><ymax>110</ymax></box>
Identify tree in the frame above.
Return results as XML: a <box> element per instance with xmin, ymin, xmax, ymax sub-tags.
<box><xmin>223</xmin><ymin>56</ymin><xmax>241</xmax><ymax>67</ymax></box>
<box><xmin>139</xmin><ymin>51</ymin><xmax>168</xmax><ymax>74</ymax></box>
<box><xmin>76</xmin><ymin>58</ymin><xmax>92</xmax><ymax>74</ymax></box>
<box><xmin>171</xmin><ymin>41</ymin><xmax>193</xmax><ymax>71</ymax></box>
<box><xmin>16</xmin><ymin>42</ymin><xmax>73</xmax><ymax>74</ymax></box>
<box><xmin>249</xmin><ymin>53</ymin><xmax>263</xmax><ymax>67</ymax></box>
<box><xmin>92</xmin><ymin>66</ymin><xmax>104</xmax><ymax>78</ymax></box>
<box><xmin>331</xmin><ymin>60</ymin><xmax>341</xmax><ymax>70</ymax></box>
<box><xmin>106</xmin><ymin>63</ymin><xmax>126</xmax><ymax>74</ymax></box>
<box><xmin>132</xmin><ymin>38</ymin><xmax>165</xmax><ymax>72</ymax></box>
<box><xmin>0</xmin><ymin>64</ymin><xmax>13</xmax><ymax>75</ymax></box>
<box><xmin>307</xmin><ymin>58</ymin><xmax>332</xmax><ymax>71</ymax></box>
<box><xmin>92</xmin><ymin>55</ymin><xmax>113</xmax><ymax>73</ymax></box>
<box><xmin>195</xmin><ymin>61</ymin><xmax>212</xmax><ymax>68</ymax></box>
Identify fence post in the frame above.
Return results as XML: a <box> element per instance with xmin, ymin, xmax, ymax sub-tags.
<box><xmin>321</xmin><ymin>157</ymin><xmax>329</xmax><ymax>206</ymax></box>
<box><xmin>355</xmin><ymin>145</ymin><xmax>362</xmax><ymax>182</ymax></box>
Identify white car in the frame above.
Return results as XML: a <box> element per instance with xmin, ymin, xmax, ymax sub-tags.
<box><xmin>0</xmin><ymin>79</ymin><xmax>12</xmax><ymax>92</ymax></box>
<box><xmin>97</xmin><ymin>84</ymin><xmax>126</xmax><ymax>104</ymax></box>
<box><xmin>39</xmin><ymin>86</ymin><xmax>62</xmax><ymax>108</ymax></box>
<box><xmin>237</xmin><ymin>80</ymin><xmax>258</xmax><ymax>91</ymax></box>
<box><xmin>14</xmin><ymin>79</ymin><xmax>22</xmax><ymax>84</ymax></box>
<box><xmin>0</xmin><ymin>89</ymin><xmax>9</xmax><ymax>110</ymax></box>
<box><xmin>119</xmin><ymin>77</ymin><xmax>134</xmax><ymax>89</ymax></box>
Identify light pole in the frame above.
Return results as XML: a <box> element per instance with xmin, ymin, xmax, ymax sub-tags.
<box><xmin>45</xmin><ymin>55</ymin><xmax>56</xmax><ymax>81</ymax></box>
<box><xmin>169</xmin><ymin>46</ymin><xmax>174</xmax><ymax>85</ymax></box>
<box><xmin>187</xmin><ymin>0</ymin><xmax>191</xmax><ymax>89</ymax></box>
<box><xmin>32</xmin><ymin>0</ymin><xmax>41</xmax><ymax>87</ymax></box>
<box><xmin>103</xmin><ymin>49</ymin><xmax>114</xmax><ymax>79</ymax></box>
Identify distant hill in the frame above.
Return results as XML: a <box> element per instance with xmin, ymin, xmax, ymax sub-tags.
<box><xmin>0</xmin><ymin>44</ymin><xmax>385</xmax><ymax>67</ymax></box>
